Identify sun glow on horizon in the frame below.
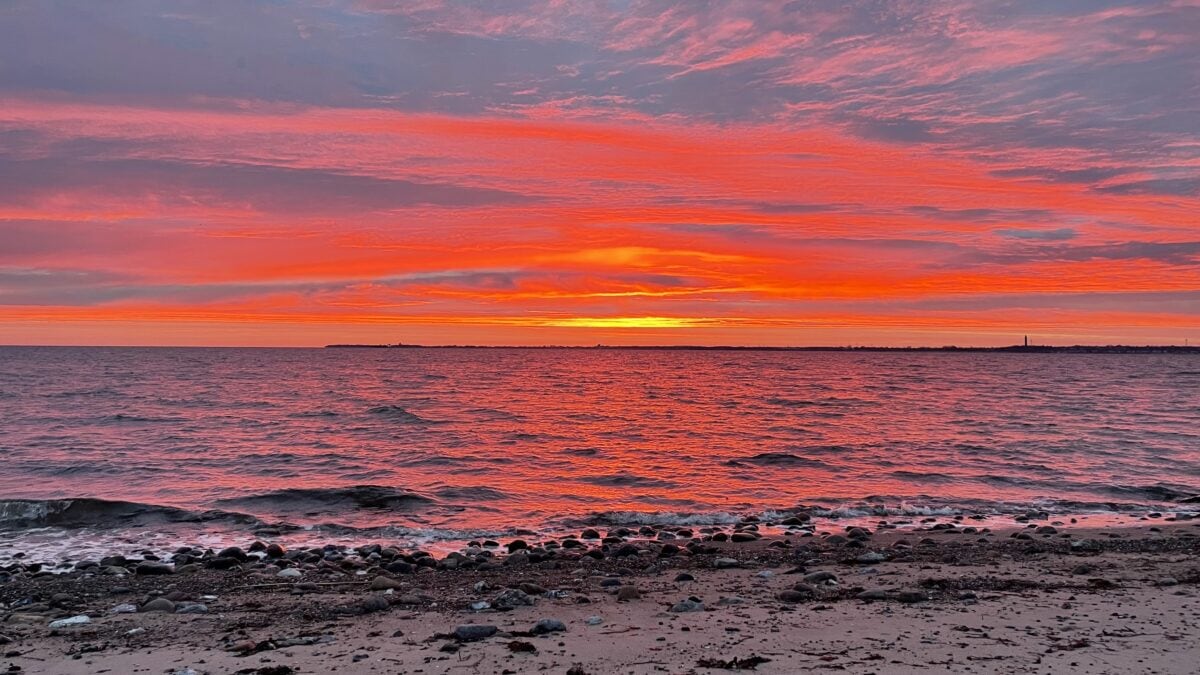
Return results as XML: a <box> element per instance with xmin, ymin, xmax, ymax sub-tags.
<box><xmin>0</xmin><ymin>2</ymin><xmax>1197</xmax><ymax>346</ymax></box>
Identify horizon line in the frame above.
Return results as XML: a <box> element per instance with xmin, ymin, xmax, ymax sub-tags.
<box><xmin>2</xmin><ymin>343</ymin><xmax>1197</xmax><ymax>352</ymax></box>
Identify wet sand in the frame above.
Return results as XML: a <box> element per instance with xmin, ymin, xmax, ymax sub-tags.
<box><xmin>2</xmin><ymin>518</ymin><xmax>1198</xmax><ymax>674</ymax></box>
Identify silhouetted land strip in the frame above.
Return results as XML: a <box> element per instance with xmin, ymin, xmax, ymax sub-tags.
<box><xmin>326</xmin><ymin>343</ymin><xmax>1200</xmax><ymax>353</ymax></box>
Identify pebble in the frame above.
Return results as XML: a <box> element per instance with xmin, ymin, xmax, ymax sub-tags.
<box><xmin>276</xmin><ymin>568</ymin><xmax>302</xmax><ymax>578</ymax></box>
<box><xmin>453</xmin><ymin>624</ymin><xmax>498</xmax><ymax>642</ymax></box>
<box><xmin>674</xmin><ymin>572</ymin><xmax>695</xmax><ymax>582</ymax></box>
<box><xmin>175</xmin><ymin>603</ymin><xmax>208</xmax><ymax>614</ymax></box>
<box><xmin>369</xmin><ymin>575</ymin><xmax>403</xmax><ymax>590</ymax></box>
<box><xmin>469</xmin><ymin>601</ymin><xmax>491</xmax><ymax>611</ymax></box>
<box><xmin>360</xmin><ymin>594</ymin><xmax>390</xmax><ymax>613</ymax></box>
<box><xmin>714</xmin><ymin>557</ymin><xmax>739</xmax><ymax>569</ymax></box>
<box><xmin>135</xmin><ymin>561</ymin><xmax>174</xmax><ymax>576</ymax></box>
<box><xmin>856</xmin><ymin>589</ymin><xmax>890</xmax><ymax>601</ymax></box>
<box><xmin>532</xmin><ymin>618</ymin><xmax>567</xmax><ymax>634</ymax></box>
<box><xmin>895</xmin><ymin>590</ymin><xmax>928</xmax><ymax>603</ymax></box>
<box><xmin>109</xmin><ymin>603</ymin><xmax>138</xmax><ymax>614</ymax></box>
<box><xmin>217</xmin><ymin>546</ymin><xmax>248</xmax><ymax>561</ymax></box>
<box><xmin>803</xmin><ymin>571</ymin><xmax>837</xmax><ymax>584</ymax></box>
<box><xmin>48</xmin><ymin>615</ymin><xmax>91</xmax><ymax>629</ymax></box>
<box><xmin>584</xmin><ymin>616</ymin><xmax>604</xmax><ymax>626</ymax></box>
<box><xmin>669</xmin><ymin>598</ymin><xmax>704</xmax><ymax>613</ymax></box>
<box><xmin>492</xmin><ymin>588</ymin><xmax>535</xmax><ymax>610</ymax></box>
<box><xmin>616</xmin><ymin>585</ymin><xmax>641</xmax><ymax>602</ymax></box>
<box><xmin>856</xmin><ymin>552</ymin><xmax>886</xmax><ymax>564</ymax></box>
<box><xmin>141</xmin><ymin>598</ymin><xmax>176</xmax><ymax>613</ymax></box>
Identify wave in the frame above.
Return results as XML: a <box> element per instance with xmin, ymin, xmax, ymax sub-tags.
<box><xmin>726</xmin><ymin>452</ymin><xmax>832</xmax><ymax>468</ymax></box>
<box><xmin>977</xmin><ymin>476</ymin><xmax>1199</xmax><ymax>503</ymax></box>
<box><xmin>887</xmin><ymin>470</ymin><xmax>957</xmax><ymax>484</ymax></box>
<box><xmin>432</xmin><ymin>486</ymin><xmax>509</xmax><ymax>501</ymax></box>
<box><xmin>579</xmin><ymin>510</ymin><xmax>744</xmax><ymax>527</ymax></box>
<box><xmin>215</xmin><ymin>485</ymin><xmax>435</xmax><ymax>512</ymax></box>
<box><xmin>578</xmin><ymin>473</ymin><xmax>678</xmax><ymax>488</ymax></box>
<box><xmin>366</xmin><ymin>405</ymin><xmax>435</xmax><ymax>424</ymax></box>
<box><xmin>103</xmin><ymin>413</ymin><xmax>185</xmax><ymax>423</ymax></box>
<box><xmin>1096</xmin><ymin>483</ymin><xmax>1200</xmax><ymax>503</ymax></box>
<box><xmin>0</xmin><ymin>498</ymin><xmax>260</xmax><ymax>530</ymax></box>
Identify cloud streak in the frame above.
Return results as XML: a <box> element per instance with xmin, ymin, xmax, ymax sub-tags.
<box><xmin>0</xmin><ymin>0</ymin><xmax>1197</xmax><ymax>345</ymax></box>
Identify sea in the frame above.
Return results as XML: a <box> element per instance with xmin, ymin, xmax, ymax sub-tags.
<box><xmin>1</xmin><ymin>346</ymin><xmax>1198</xmax><ymax>565</ymax></box>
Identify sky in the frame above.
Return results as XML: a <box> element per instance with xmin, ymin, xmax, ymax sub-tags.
<box><xmin>1</xmin><ymin>0</ymin><xmax>1198</xmax><ymax>347</ymax></box>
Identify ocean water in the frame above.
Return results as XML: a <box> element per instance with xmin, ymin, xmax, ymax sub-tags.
<box><xmin>1</xmin><ymin>346</ymin><xmax>1198</xmax><ymax>561</ymax></box>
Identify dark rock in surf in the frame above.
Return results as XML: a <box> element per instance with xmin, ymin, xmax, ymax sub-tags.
<box><xmin>135</xmin><ymin>561</ymin><xmax>174</xmax><ymax>576</ymax></box>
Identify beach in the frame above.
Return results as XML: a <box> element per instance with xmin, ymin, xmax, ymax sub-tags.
<box><xmin>2</xmin><ymin>516</ymin><xmax>1197</xmax><ymax>674</ymax></box>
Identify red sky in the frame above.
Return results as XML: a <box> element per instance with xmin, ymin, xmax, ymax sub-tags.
<box><xmin>1</xmin><ymin>1</ymin><xmax>1198</xmax><ymax>346</ymax></box>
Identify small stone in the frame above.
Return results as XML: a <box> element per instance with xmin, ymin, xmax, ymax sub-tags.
<box><xmin>777</xmin><ymin>586</ymin><xmax>815</xmax><ymax>603</ymax></box>
<box><xmin>674</xmin><ymin>572</ymin><xmax>695</xmax><ymax>582</ymax></box>
<box><xmin>856</xmin><ymin>552</ymin><xmax>886</xmax><ymax>564</ymax></box>
<box><xmin>217</xmin><ymin>546</ymin><xmax>248</xmax><ymax>561</ymax></box>
<box><xmin>276</xmin><ymin>568</ymin><xmax>302</xmax><ymax>578</ymax></box>
<box><xmin>48</xmin><ymin>615</ymin><xmax>91</xmax><ymax>629</ymax></box>
<box><xmin>895</xmin><ymin>590</ymin><xmax>927</xmax><ymax>603</ymax></box>
<box><xmin>469</xmin><ymin>601</ymin><xmax>491</xmax><ymax>611</ymax></box>
<box><xmin>803</xmin><ymin>571</ymin><xmax>837</xmax><ymax>584</ymax></box>
<box><xmin>453</xmin><ymin>624</ymin><xmax>498</xmax><ymax>642</ymax></box>
<box><xmin>714</xmin><ymin>557</ymin><xmax>739</xmax><ymax>569</ymax></box>
<box><xmin>141</xmin><ymin>598</ymin><xmax>176</xmax><ymax>613</ymax></box>
<box><xmin>730</xmin><ymin>532</ymin><xmax>758</xmax><ymax>543</ymax></box>
<box><xmin>616</xmin><ymin>585</ymin><xmax>641</xmax><ymax>602</ymax></box>
<box><xmin>531</xmin><ymin>618</ymin><xmax>566</xmax><ymax>634</ymax></box>
<box><xmin>361</xmin><ymin>595</ymin><xmax>390</xmax><ymax>613</ymax></box>
<box><xmin>370</xmin><ymin>576</ymin><xmax>403</xmax><ymax>590</ymax></box>
<box><xmin>492</xmin><ymin>588</ymin><xmax>535</xmax><ymax>611</ymax></box>
<box><xmin>135</xmin><ymin>561</ymin><xmax>174</xmax><ymax>576</ymax></box>
<box><xmin>856</xmin><ymin>589</ymin><xmax>890</xmax><ymax>601</ymax></box>
<box><xmin>205</xmin><ymin>557</ymin><xmax>240</xmax><ymax>570</ymax></box>
<box><xmin>584</xmin><ymin>616</ymin><xmax>603</xmax><ymax>626</ymax></box>
<box><xmin>669</xmin><ymin>598</ymin><xmax>704</xmax><ymax>613</ymax></box>
<box><xmin>175</xmin><ymin>603</ymin><xmax>208</xmax><ymax>614</ymax></box>
<box><xmin>614</xmin><ymin>543</ymin><xmax>640</xmax><ymax>557</ymax></box>
<box><xmin>109</xmin><ymin>603</ymin><xmax>138</xmax><ymax>614</ymax></box>
<box><xmin>265</xmin><ymin>543</ymin><xmax>286</xmax><ymax>558</ymax></box>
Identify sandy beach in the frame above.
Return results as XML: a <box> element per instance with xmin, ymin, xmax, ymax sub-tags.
<box><xmin>2</xmin><ymin>516</ymin><xmax>1197</xmax><ymax>674</ymax></box>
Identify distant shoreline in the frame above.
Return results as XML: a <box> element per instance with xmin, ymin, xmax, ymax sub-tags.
<box><xmin>325</xmin><ymin>343</ymin><xmax>1200</xmax><ymax>353</ymax></box>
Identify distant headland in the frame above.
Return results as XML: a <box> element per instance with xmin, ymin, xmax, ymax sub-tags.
<box><xmin>325</xmin><ymin>343</ymin><xmax>1200</xmax><ymax>353</ymax></box>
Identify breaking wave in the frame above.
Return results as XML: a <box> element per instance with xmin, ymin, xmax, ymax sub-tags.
<box><xmin>0</xmin><ymin>498</ymin><xmax>259</xmax><ymax>530</ymax></box>
<box><xmin>214</xmin><ymin>485</ymin><xmax>435</xmax><ymax>512</ymax></box>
